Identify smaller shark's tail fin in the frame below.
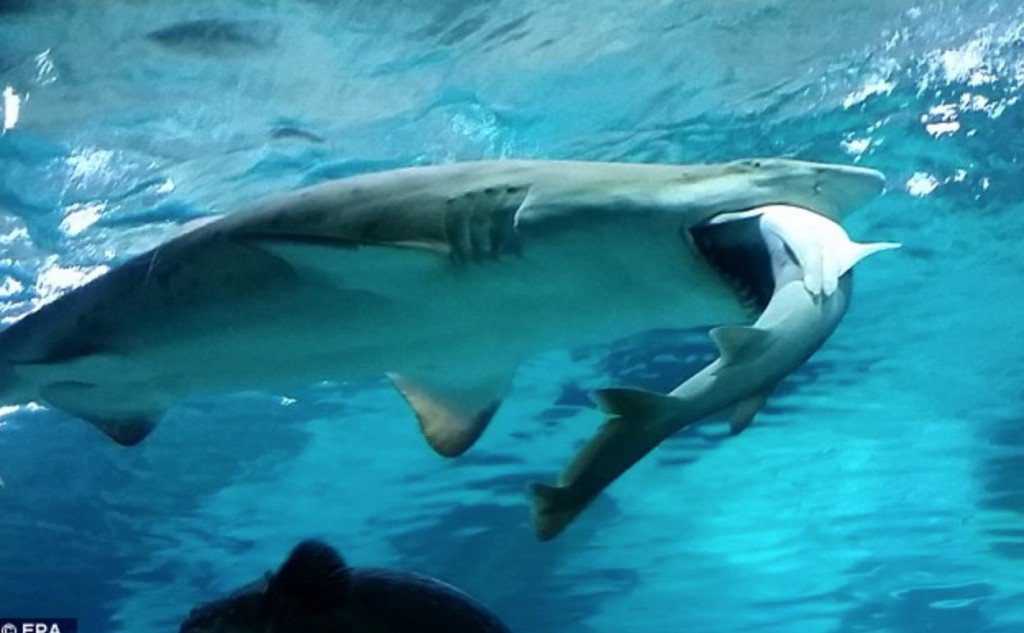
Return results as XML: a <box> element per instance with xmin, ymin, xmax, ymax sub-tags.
<box><xmin>530</xmin><ymin>388</ymin><xmax>689</xmax><ymax>541</ymax></box>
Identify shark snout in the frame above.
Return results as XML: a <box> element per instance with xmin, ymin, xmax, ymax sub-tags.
<box><xmin>814</xmin><ymin>164</ymin><xmax>885</xmax><ymax>213</ymax></box>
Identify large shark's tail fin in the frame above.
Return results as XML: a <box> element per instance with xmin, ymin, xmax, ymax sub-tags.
<box><xmin>530</xmin><ymin>388</ymin><xmax>688</xmax><ymax>541</ymax></box>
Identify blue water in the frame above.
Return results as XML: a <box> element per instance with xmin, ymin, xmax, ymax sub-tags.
<box><xmin>1</xmin><ymin>1</ymin><xmax>1023</xmax><ymax>631</ymax></box>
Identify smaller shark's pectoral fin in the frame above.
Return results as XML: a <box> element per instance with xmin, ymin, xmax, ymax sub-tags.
<box><xmin>758</xmin><ymin>206</ymin><xmax>901</xmax><ymax>298</ymax></box>
<box><xmin>729</xmin><ymin>393</ymin><xmax>768</xmax><ymax>435</ymax></box>
<box><xmin>387</xmin><ymin>370</ymin><xmax>511</xmax><ymax>458</ymax></box>
<box><xmin>40</xmin><ymin>381</ymin><xmax>163</xmax><ymax>446</ymax></box>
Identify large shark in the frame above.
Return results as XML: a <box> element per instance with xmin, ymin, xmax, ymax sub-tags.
<box><xmin>0</xmin><ymin>159</ymin><xmax>893</xmax><ymax>523</ymax></box>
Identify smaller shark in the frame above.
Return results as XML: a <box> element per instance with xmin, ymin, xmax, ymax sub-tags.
<box><xmin>530</xmin><ymin>205</ymin><xmax>899</xmax><ymax>540</ymax></box>
<box><xmin>180</xmin><ymin>540</ymin><xmax>512</xmax><ymax>633</ymax></box>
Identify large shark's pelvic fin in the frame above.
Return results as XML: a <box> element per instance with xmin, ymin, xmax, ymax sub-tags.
<box><xmin>387</xmin><ymin>371</ymin><xmax>509</xmax><ymax>457</ymax></box>
<box><xmin>39</xmin><ymin>381</ymin><xmax>162</xmax><ymax>446</ymax></box>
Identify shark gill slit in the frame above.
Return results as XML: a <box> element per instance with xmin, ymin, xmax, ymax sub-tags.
<box><xmin>444</xmin><ymin>186</ymin><xmax>527</xmax><ymax>263</ymax></box>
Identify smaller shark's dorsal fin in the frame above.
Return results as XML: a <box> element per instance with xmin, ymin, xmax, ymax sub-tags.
<box><xmin>270</xmin><ymin>540</ymin><xmax>351</xmax><ymax>611</ymax></box>
<box><xmin>39</xmin><ymin>381</ymin><xmax>161</xmax><ymax>446</ymax></box>
<box><xmin>709</xmin><ymin>326</ymin><xmax>769</xmax><ymax>363</ymax></box>
<box><xmin>729</xmin><ymin>393</ymin><xmax>768</xmax><ymax>435</ymax></box>
<box><xmin>590</xmin><ymin>387</ymin><xmax>678</xmax><ymax>421</ymax></box>
<box><xmin>387</xmin><ymin>371</ymin><xmax>510</xmax><ymax>457</ymax></box>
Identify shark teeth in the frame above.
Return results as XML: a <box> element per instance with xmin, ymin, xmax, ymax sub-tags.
<box><xmin>689</xmin><ymin>216</ymin><xmax>775</xmax><ymax>314</ymax></box>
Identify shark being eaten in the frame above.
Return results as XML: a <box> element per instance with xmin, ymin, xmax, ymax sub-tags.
<box><xmin>0</xmin><ymin>159</ymin><xmax>897</xmax><ymax>537</ymax></box>
<box><xmin>530</xmin><ymin>204</ymin><xmax>898</xmax><ymax>539</ymax></box>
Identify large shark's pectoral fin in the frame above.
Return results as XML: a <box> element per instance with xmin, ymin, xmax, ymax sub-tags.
<box><xmin>238</xmin><ymin>183</ymin><xmax>527</xmax><ymax>290</ymax></box>
<box><xmin>244</xmin><ymin>237</ymin><xmax>445</xmax><ymax>294</ymax></box>
<box><xmin>387</xmin><ymin>370</ymin><xmax>512</xmax><ymax>458</ymax></box>
<box><xmin>39</xmin><ymin>381</ymin><xmax>163</xmax><ymax>446</ymax></box>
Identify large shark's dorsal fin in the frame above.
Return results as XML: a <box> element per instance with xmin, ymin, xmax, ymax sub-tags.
<box><xmin>709</xmin><ymin>326</ymin><xmax>769</xmax><ymax>363</ymax></box>
<box><xmin>39</xmin><ymin>381</ymin><xmax>162</xmax><ymax>446</ymax></box>
<box><xmin>387</xmin><ymin>371</ymin><xmax>510</xmax><ymax>457</ymax></box>
<box><xmin>270</xmin><ymin>540</ymin><xmax>352</xmax><ymax>611</ymax></box>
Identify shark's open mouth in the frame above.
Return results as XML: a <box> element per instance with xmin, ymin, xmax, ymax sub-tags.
<box><xmin>691</xmin><ymin>204</ymin><xmax>901</xmax><ymax>317</ymax></box>
<box><xmin>689</xmin><ymin>212</ymin><xmax>776</xmax><ymax>314</ymax></box>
